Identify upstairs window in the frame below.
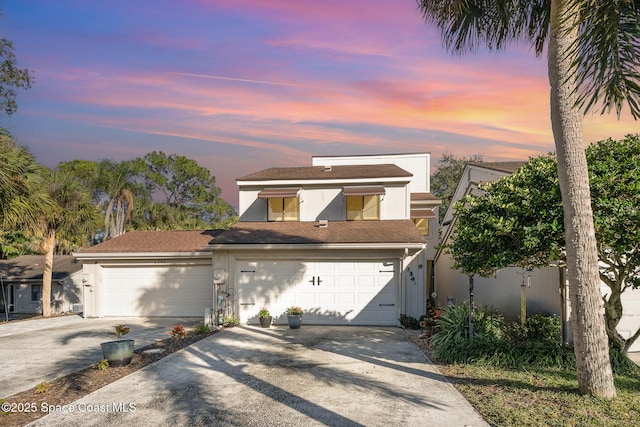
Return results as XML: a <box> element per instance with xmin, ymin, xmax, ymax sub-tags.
<box><xmin>346</xmin><ymin>195</ymin><xmax>380</xmax><ymax>220</ymax></box>
<box><xmin>258</xmin><ymin>188</ymin><xmax>301</xmax><ymax>221</ymax></box>
<box><xmin>268</xmin><ymin>197</ymin><xmax>299</xmax><ymax>221</ymax></box>
<box><xmin>344</xmin><ymin>186</ymin><xmax>384</xmax><ymax>221</ymax></box>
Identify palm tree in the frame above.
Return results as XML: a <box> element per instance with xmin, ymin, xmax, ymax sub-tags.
<box><xmin>0</xmin><ymin>130</ymin><xmax>48</xmax><ymax>226</ymax></box>
<box><xmin>35</xmin><ymin>169</ymin><xmax>98</xmax><ymax>316</ymax></box>
<box><xmin>95</xmin><ymin>159</ymin><xmax>138</xmax><ymax>240</ymax></box>
<box><xmin>417</xmin><ymin>0</ymin><xmax>639</xmax><ymax>398</ymax></box>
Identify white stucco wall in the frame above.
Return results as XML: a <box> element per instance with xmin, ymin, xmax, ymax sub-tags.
<box><xmin>238</xmin><ymin>184</ymin><xmax>411</xmax><ymax>222</ymax></box>
<box><xmin>312</xmin><ymin>153</ymin><xmax>431</xmax><ymax>194</ymax></box>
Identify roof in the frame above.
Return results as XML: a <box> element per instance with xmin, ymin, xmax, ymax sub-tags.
<box><xmin>469</xmin><ymin>161</ymin><xmax>526</xmax><ymax>174</ymax></box>
<box><xmin>237</xmin><ymin>164</ymin><xmax>412</xmax><ymax>182</ymax></box>
<box><xmin>77</xmin><ymin>230</ymin><xmax>223</xmax><ymax>253</ymax></box>
<box><xmin>211</xmin><ymin>220</ymin><xmax>426</xmax><ymax>245</ymax></box>
<box><xmin>411</xmin><ymin>192</ymin><xmax>441</xmax><ymax>202</ymax></box>
<box><xmin>0</xmin><ymin>255</ymin><xmax>81</xmax><ymax>281</ymax></box>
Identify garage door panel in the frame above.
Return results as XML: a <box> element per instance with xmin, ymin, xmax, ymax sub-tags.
<box><xmin>103</xmin><ymin>265</ymin><xmax>212</xmax><ymax>317</ymax></box>
<box><xmin>238</xmin><ymin>260</ymin><xmax>398</xmax><ymax>326</ymax></box>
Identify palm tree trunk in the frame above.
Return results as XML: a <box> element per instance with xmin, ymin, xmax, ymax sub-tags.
<box><xmin>548</xmin><ymin>0</ymin><xmax>616</xmax><ymax>398</ymax></box>
<box><xmin>41</xmin><ymin>230</ymin><xmax>55</xmax><ymax>317</ymax></box>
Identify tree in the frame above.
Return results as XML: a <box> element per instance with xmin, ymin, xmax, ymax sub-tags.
<box><xmin>32</xmin><ymin>169</ymin><xmax>98</xmax><ymax>316</ymax></box>
<box><xmin>449</xmin><ymin>134</ymin><xmax>640</xmax><ymax>353</ymax></box>
<box><xmin>0</xmin><ymin>36</ymin><xmax>33</xmax><ymax>116</ymax></box>
<box><xmin>95</xmin><ymin>159</ymin><xmax>142</xmax><ymax>240</ymax></box>
<box><xmin>431</xmin><ymin>152</ymin><xmax>483</xmax><ymax>221</ymax></box>
<box><xmin>136</xmin><ymin>151</ymin><xmax>237</xmax><ymax>230</ymax></box>
<box><xmin>0</xmin><ymin>130</ymin><xmax>51</xmax><ymax>256</ymax></box>
<box><xmin>589</xmin><ymin>135</ymin><xmax>640</xmax><ymax>353</ymax></box>
<box><xmin>418</xmin><ymin>0</ymin><xmax>640</xmax><ymax>398</ymax></box>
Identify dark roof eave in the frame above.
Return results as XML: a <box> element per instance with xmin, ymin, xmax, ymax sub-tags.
<box><xmin>208</xmin><ymin>242</ymin><xmax>426</xmax><ymax>250</ymax></box>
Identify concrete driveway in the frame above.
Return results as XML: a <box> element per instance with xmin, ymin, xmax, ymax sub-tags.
<box><xmin>28</xmin><ymin>325</ymin><xmax>488</xmax><ymax>427</ymax></box>
<box><xmin>0</xmin><ymin>315</ymin><xmax>202</xmax><ymax>398</ymax></box>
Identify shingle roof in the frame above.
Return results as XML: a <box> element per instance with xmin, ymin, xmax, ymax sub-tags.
<box><xmin>469</xmin><ymin>161</ymin><xmax>526</xmax><ymax>173</ymax></box>
<box><xmin>77</xmin><ymin>230</ymin><xmax>222</xmax><ymax>253</ymax></box>
<box><xmin>0</xmin><ymin>255</ymin><xmax>81</xmax><ymax>281</ymax></box>
<box><xmin>212</xmin><ymin>220</ymin><xmax>426</xmax><ymax>245</ymax></box>
<box><xmin>411</xmin><ymin>192</ymin><xmax>441</xmax><ymax>201</ymax></box>
<box><xmin>237</xmin><ymin>164</ymin><xmax>412</xmax><ymax>182</ymax></box>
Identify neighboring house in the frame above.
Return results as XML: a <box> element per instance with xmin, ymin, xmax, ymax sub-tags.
<box><xmin>435</xmin><ymin>161</ymin><xmax>640</xmax><ymax>351</ymax></box>
<box><xmin>435</xmin><ymin>161</ymin><xmax>567</xmax><ymax>330</ymax></box>
<box><xmin>0</xmin><ymin>255</ymin><xmax>83</xmax><ymax>315</ymax></box>
<box><xmin>75</xmin><ymin>153</ymin><xmax>441</xmax><ymax>327</ymax></box>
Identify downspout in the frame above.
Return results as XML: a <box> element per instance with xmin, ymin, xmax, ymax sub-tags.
<box><xmin>399</xmin><ymin>251</ymin><xmax>406</xmax><ymax>319</ymax></box>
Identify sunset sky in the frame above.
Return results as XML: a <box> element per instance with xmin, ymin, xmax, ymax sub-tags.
<box><xmin>2</xmin><ymin>0</ymin><xmax>637</xmax><ymax>208</ymax></box>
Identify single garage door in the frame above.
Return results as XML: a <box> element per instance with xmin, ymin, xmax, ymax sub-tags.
<box><xmin>236</xmin><ymin>259</ymin><xmax>398</xmax><ymax>325</ymax></box>
<box><xmin>102</xmin><ymin>265</ymin><xmax>213</xmax><ymax>316</ymax></box>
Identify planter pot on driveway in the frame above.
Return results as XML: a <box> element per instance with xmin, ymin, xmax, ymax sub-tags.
<box><xmin>100</xmin><ymin>339</ymin><xmax>135</xmax><ymax>367</ymax></box>
<box><xmin>287</xmin><ymin>315</ymin><xmax>302</xmax><ymax>329</ymax></box>
<box><xmin>259</xmin><ymin>316</ymin><xmax>272</xmax><ymax>328</ymax></box>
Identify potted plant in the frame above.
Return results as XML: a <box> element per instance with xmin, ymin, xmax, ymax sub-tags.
<box><xmin>258</xmin><ymin>307</ymin><xmax>272</xmax><ymax>328</ymax></box>
<box><xmin>100</xmin><ymin>324</ymin><xmax>134</xmax><ymax>367</ymax></box>
<box><xmin>286</xmin><ymin>306</ymin><xmax>303</xmax><ymax>329</ymax></box>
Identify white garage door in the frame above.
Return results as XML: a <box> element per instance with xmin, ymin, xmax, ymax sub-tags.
<box><xmin>236</xmin><ymin>259</ymin><xmax>398</xmax><ymax>325</ymax></box>
<box><xmin>102</xmin><ymin>265</ymin><xmax>212</xmax><ymax>317</ymax></box>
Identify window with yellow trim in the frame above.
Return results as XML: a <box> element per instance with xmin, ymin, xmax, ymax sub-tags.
<box><xmin>413</xmin><ymin>218</ymin><xmax>429</xmax><ymax>236</ymax></box>
<box><xmin>346</xmin><ymin>195</ymin><xmax>379</xmax><ymax>220</ymax></box>
<box><xmin>268</xmin><ymin>197</ymin><xmax>299</xmax><ymax>221</ymax></box>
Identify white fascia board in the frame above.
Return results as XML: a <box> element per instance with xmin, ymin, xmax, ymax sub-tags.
<box><xmin>237</xmin><ymin>177</ymin><xmax>410</xmax><ymax>186</ymax></box>
<box><xmin>207</xmin><ymin>243</ymin><xmax>425</xmax><ymax>251</ymax></box>
<box><xmin>73</xmin><ymin>251</ymin><xmax>212</xmax><ymax>261</ymax></box>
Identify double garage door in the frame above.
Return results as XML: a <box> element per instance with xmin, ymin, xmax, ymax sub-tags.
<box><xmin>236</xmin><ymin>259</ymin><xmax>398</xmax><ymax>325</ymax></box>
<box><xmin>102</xmin><ymin>265</ymin><xmax>212</xmax><ymax>317</ymax></box>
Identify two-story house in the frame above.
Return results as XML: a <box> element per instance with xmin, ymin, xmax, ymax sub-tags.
<box><xmin>210</xmin><ymin>153</ymin><xmax>439</xmax><ymax>325</ymax></box>
<box><xmin>75</xmin><ymin>153</ymin><xmax>440</xmax><ymax>326</ymax></box>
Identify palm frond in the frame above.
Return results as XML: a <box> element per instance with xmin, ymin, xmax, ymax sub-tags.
<box><xmin>571</xmin><ymin>0</ymin><xmax>640</xmax><ymax>119</ymax></box>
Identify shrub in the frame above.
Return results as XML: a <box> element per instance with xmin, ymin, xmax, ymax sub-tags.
<box><xmin>96</xmin><ymin>359</ymin><xmax>109</xmax><ymax>371</ymax></box>
<box><xmin>222</xmin><ymin>315</ymin><xmax>240</xmax><ymax>327</ymax></box>
<box><xmin>258</xmin><ymin>307</ymin><xmax>271</xmax><ymax>318</ymax></box>
<box><xmin>399</xmin><ymin>314</ymin><xmax>421</xmax><ymax>330</ymax></box>
<box><xmin>110</xmin><ymin>324</ymin><xmax>131</xmax><ymax>340</ymax></box>
<box><xmin>194</xmin><ymin>323</ymin><xmax>211</xmax><ymax>334</ymax></box>
<box><xmin>420</xmin><ymin>301</ymin><xmax>442</xmax><ymax>336</ymax></box>
<box><xmin>286</xmin><ymin>306</ymin><xmax>303</xmax><ymax>316</ymax></box>
<box><xmin>35</xmin><ymin>381</ymin><xmax>49</xmax><ymax>394</ymax></box>
<box><xmin>610</xmin><ymin>345</ymin><xmax>640</xmax><ymax>376</ymax></box>
<box><xmin>429</xmin><ymin>304</ymin><xmax>575</xmax><ymax>369</ymax></box>
<box><xmin>169</xmin><ymin>324</ymin><xmax>187</xmax><ymax>339</ymax></box>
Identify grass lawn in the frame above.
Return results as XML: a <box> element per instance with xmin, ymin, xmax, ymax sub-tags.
<box><xmin>437</xmin><ymin>363</ymin><xmax>640</xmax><ymax>426</ymax></box>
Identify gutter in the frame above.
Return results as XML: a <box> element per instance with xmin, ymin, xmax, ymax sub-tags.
<box><xmin>207</xmin><ymin>243</ymin><xmax>426</xmax><ymax>251</ymax></box>
<box><xmin>73</xmin><ymin>251</ymin><xmax>213</xmax><ymax>261</ymax></box>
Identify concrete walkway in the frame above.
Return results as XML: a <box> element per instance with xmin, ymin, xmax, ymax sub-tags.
<box><xmin>27</xmin><ymin>325</ymin><xmax>489</xmax><ymax>427</ymax></box>
<box><xmin>0</xmin><ymin>315</ymin><xmax>202</xmax><ymax>398</ymax></box>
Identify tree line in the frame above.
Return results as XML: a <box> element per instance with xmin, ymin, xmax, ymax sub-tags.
<box><xmin>1</xmin><ymin>134</ymin><xmax>238</xmax><ymax>260</ymax></box>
